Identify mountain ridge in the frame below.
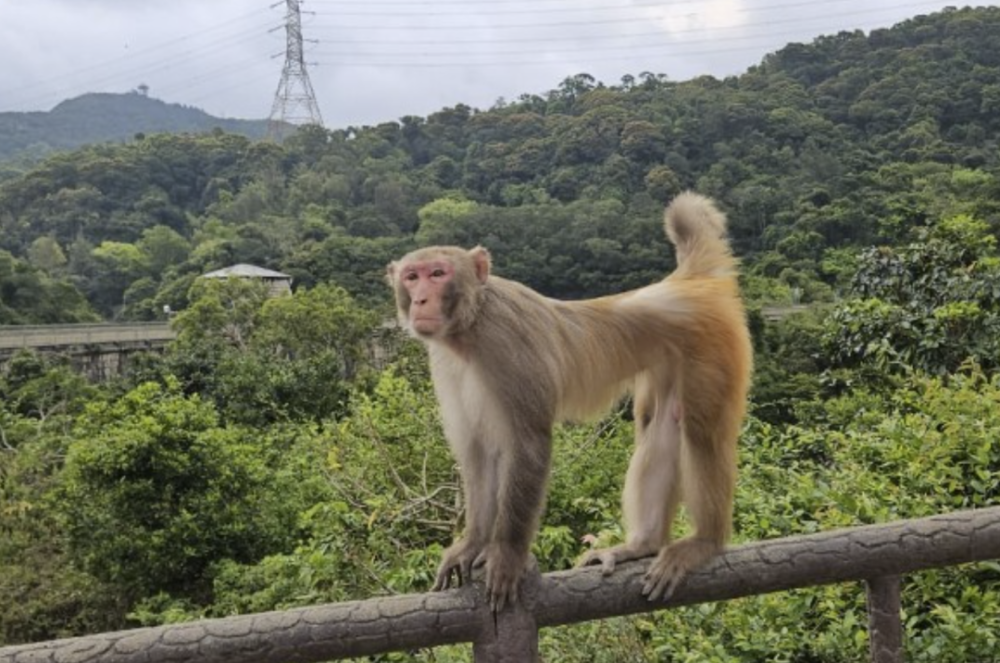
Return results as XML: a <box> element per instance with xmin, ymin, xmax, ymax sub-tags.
<box><xmin>0</xmin><ymin>92</ymin><xmax>269</xmax><ymax>165</ymax></box>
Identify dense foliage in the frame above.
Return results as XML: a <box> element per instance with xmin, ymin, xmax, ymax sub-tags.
<box><xmin>3</xmin><ymin>6</ymin><xmax>1000</xmax><ymax>661</ymax></box>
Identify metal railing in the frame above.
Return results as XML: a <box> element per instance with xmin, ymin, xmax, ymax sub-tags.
<box><xmin>1</xmin><ymin>507</ymin><xmax>998</xmax><ymax>663</ymax></box>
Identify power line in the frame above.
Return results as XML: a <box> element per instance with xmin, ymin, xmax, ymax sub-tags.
<box><xmin>297</xmin><ymin>0</ymin><xmax>972</xmax><ymax>52</ymax></box>
<box><xmin>0</xmin><ymin>14</ymin><xmax>275</xmax><ymax>112</ymax></box>
<box><xmin>301</xmin><ymin>0</ymin><xmax>958</xmax><ymax>68</ymax></box>
<box><xmin>306</xmin><ymin>0</ymin><xmax>937</xmax><ymax>18</ymax></box>
<box><xmin>0</xmin><ymin>9</ymin><xmax>271</xmax><ymax>98</ymax></box>
<box><xmin>305</xmin><ymin>0</ymin><xmax>952</xmax><ymax>31</ymax></box>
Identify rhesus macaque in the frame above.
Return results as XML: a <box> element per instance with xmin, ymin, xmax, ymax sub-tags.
<box><xmin>387</xmin><ymin>192</ymin><xmax>752</xmax><ymax>610</ymax></box>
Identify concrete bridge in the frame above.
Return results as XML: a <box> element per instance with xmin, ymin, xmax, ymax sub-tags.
<box><xmin>0</xmin><ymin>323</ymin><xmax>176</xmax><ymax>378</ymax></box>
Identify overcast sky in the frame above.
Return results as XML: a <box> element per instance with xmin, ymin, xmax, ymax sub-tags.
<box><xmin>1</xmin><ymin>0</ymin><xmax>996</xmax><ymax>129</ymax></box>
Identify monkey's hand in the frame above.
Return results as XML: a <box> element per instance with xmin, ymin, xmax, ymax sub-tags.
<box><xmin>432</xmin><ymin>537</ymin><xmax>484</xmax><ymax>591</ymax></box>
<box><xmin>642</xmin><ymin>538</ymin><xmax>720</xmax><ymax>601</ymax></box>
<box><xmin>473</xmin><ymin>543</ymin><xmax>529</xmax><ymax>613</ymax></box>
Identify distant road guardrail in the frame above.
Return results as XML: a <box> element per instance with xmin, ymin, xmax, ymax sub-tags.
<box><xmin>0</xmin><ymin>323</ymin><xmax>176</xmax><ymax>352</ymax></box>
<box><xmin>760</xmin><ymin>304</ymin><xmax>811</xmax><ymax>321</ymax></box>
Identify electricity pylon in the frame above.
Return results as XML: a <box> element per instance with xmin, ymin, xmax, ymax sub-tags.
<box><xmin>267</xmin><ymin>0</ymin><xmax>323</xmax><ymax>140</ymax></box>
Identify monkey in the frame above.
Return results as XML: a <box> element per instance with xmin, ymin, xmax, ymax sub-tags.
<box><xmin>386</xmin><ymin>192</ymin><xmax>752</xmax><ymax>611</ymax></box>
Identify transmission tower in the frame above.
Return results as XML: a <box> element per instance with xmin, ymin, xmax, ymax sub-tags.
<box><xmin>267</xmin><ymin>0</ymin><xmax>323</xmax><ymax>140</ymax></box>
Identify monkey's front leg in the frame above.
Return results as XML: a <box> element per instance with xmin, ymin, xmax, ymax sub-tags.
<box><xmin>433</xmin><ymin>439</ymin><xmax>497</xmax><ymax>591</ymax></box>
<box><xmin>475</xmin><ymin>430</ymin><xmax>551</xmax><ymax>612</ymax></box>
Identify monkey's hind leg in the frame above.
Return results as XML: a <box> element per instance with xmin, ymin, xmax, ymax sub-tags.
<box><xmin>578</xmin><ymin>390</ymin><xmax>683</xmax><ymax>577</ymax></box>
<box><xmin>641</xmin><ymin>411</ymin><xmax>737</xmax><ymax>601</ymax></box>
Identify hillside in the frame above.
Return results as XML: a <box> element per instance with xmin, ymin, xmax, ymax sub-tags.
<box><xmin>1</xmin><ymin>5</ymin><xmax>999</xmax><ymax>322</ymax></box>
<box><xmin>0</xmin><ymin>92</ymin><xmax>269</xmax><ymax>165</ymax></box>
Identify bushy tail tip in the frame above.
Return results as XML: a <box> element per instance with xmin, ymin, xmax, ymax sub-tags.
<box><xmin>664</xmin><ymin>192</ymin><xmax>733</xmax><ymax>277</ymax></box>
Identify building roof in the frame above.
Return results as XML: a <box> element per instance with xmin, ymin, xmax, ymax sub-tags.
<box><xmin>201</xmin><ymin>264</ymin><xmax>291</xmax><ymax>279</ymax></box>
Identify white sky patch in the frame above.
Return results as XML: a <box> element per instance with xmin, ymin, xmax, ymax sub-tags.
<box><xmin>651</xmin><ymin>0</ymin><xmax>749</xmax><ymax>35</ymax></box>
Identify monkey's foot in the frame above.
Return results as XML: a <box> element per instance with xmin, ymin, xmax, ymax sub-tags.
<box><xmin>643</xmin><ymin>538</ymin><xmax>721</xmax><ymax>601</ymax></box>
<box><xmin>473</xmin><ymin>543</ymin><xmax>530</xmax><ymax>613</ymax></box>
<box><xmin>432</xmin><ymin>538</ymin><xmax>484</xmax><ymax>591</ymax></box>
<box><xmin>577</xmin><ymin>543</ymin><xmax>658</xmax><ymax>576</ymax></box>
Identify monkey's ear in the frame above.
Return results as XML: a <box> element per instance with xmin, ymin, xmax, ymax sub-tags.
<box><xmin>385</xmin><ymin>261</ymin><xmax>397</xmax><ymax>285</ymax></box>
<box><xmin>469</xmin><ymin>246</ymin><xmax>491</xmax><ymax>284</ymax></box>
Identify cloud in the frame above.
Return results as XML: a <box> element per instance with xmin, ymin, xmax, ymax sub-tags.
<box><xmin>650</xmin><ymin>0</ymin><xmax>750</xmax><ymax>34</ymax></box>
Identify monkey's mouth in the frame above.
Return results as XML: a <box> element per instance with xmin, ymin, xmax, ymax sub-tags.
<box><xmin>412</xmin><ymin>316</ymin><xmax>443</xmax><ymax>334</ymax></box>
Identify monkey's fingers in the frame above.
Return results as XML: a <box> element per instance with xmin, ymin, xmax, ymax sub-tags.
<box><xmin>432</xmin><ymin>564</ymin><xmax>457</xmax><ymax>591</ymax></box>
<box><xmin>474</xmin><ymin>549</ymin><xmax>521</xmax><ymax>612</ymax></box>
<box><xmin>459</xmin><ymin>558</ymin><xmax>474</xmax><ymax>586</ymax></box>
<box><xmin>641</xmin><ymin>570</ymin><xmax>682</xmax><ymax>602</ymax></box>
<box><xmin>471</xmin><ymin>550</ymin><xmax>496</xmax><ymax>608</ymax></box>
<box><xmin>487</xmin><ymin>574</ymin><xmax>517</xmax><ymax>614</ymax></box>
<box><xmin>642</xmin><ymin>553</ymin><xmax>690</xmax><ymax>601</ymax></box>
<box><xmin>643</xmin><ymin>538</ymin><xmax>718</xmax><ymax>600</ymax></box>
<box><xmin>578</xmin><ymin>550</ymin><xmax>618</xmax><ymax>576</ymax></box>
<box><xmin>472</xmin><ymin>550</ymin><xmax>487</xmax><ymax>568</ymax></box>
<box><xmin>490</xmin><ymin>590</ymin><xmax>505</xmax><ymax>614</ymax></box>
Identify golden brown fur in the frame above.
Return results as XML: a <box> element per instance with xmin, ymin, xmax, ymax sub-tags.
<box><xmin>387</xmin><ymin>192</ymin><xmax>752</xmax><ymax>609</ymax></box>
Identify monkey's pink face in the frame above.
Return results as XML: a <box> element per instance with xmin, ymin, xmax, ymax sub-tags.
<box><xmin>399</xmin><ymin>260</ymin><xmax>455</xmax><ymax>335</ymax></box>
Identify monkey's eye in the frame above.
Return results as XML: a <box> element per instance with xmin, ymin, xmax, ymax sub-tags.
<box><xmin>403</xmin><ymin>272</ymin><xmax>419</xmax><ymax>282</ymax></box>
<box><xmin>431</xmin><ymin>268</ymin><xmax>446</xmax><ymax>278</ymax></box>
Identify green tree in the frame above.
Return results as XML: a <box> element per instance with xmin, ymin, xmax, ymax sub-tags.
<box><xmin>619</xmin><ymin>120</ymin><xmax>667</xmax><ymax>164</ymax></box>
<box><xmin>167</xmin><ymin>278</ymin><xmax>380</xmax><ymax>425</ymax></box>
<box><xmin>26</xmin><ymin>236</ymin><xmax>67</xmax><ymax>274</ymax></box>
<box><xmin>256</xmin><ymin>283</ymin><xmax>378</xmax><ymax>375</ymax></box>
<box><xmin>90</xmin><ymin>241</ymin><xmax>151</xmax><ymax>316</ymax></box>
<box><xmin>825</xmin><ymin>213</ymin><xmax>1000</xmax><ymax>375</ymax></box>
<box><xmin>138</xmin><ymin>225</ymin><xmax>191</xmax><ymax>274</ymax></box>
<box><xmin>2</xmin><ymin>351</ymin><xmax>96</xmax><ymax>425</ymax></box>
<box><xmin>56</xmin><ymin>380</ymin><xmax>299</xmax><ymax>601</ymax></box>
<box><xmin>414</xmin><ymin>197</ymin><xmax>478</xmax><ymax>246</ymax></box>
<box><xmin>172</xmin><ymin>277</ymin><xmax>269</xmax><ymax>353</ymax></box>
<box><xmin>0</xmin><ymin>250</ymin><xmax>97</xmax><ymax>324</ymax></box>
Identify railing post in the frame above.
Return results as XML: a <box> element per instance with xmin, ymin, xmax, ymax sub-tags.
<box><xmin>866</xmin><ymin>575</ymin><xmax>903</xmax><ymax>663</ymax></box>
<box><xmin>473</xmin><ymin>560</ymin><xmax>541</xmax><ymax>663</ymax></box>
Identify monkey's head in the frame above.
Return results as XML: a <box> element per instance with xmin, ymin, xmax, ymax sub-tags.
<box><xmin>387</xmin><ymin>245</ymin><xmax>491</xmax><ymax>339</ymax></box>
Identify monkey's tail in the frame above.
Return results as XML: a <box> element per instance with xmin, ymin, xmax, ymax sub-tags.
<box><xmin>663</xmin><ymin>192</ymin><xmax>736</xmax><ymax>279</ymax></box>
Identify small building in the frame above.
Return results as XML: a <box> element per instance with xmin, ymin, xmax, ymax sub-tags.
<box><xmin>200</xmin><ymin>264</ymin><xmax>293</xmax><ymax>297</ymax></box>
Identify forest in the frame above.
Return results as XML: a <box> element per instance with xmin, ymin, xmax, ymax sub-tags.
<box><xmin>2</xmin><ymin>5</ymin><xmax>1000</xmax><ymax>660</ymax></box>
